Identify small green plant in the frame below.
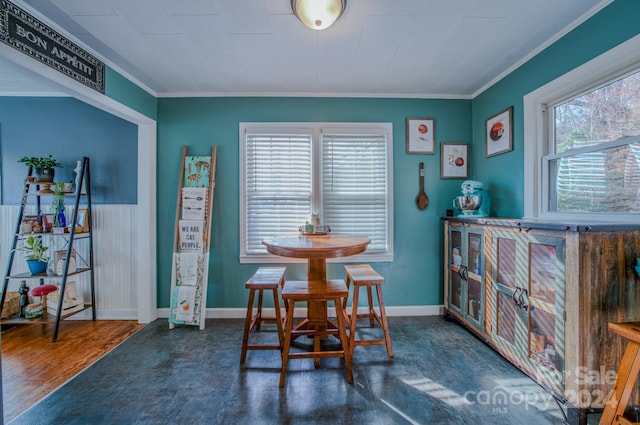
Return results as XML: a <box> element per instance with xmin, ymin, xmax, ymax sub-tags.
<box><xmin>53</xmin><ymin>182</ymin><xmax>65</xmax><ymax>201</ymax></box>
<box><xmin>52</xmin><ymin>182</ymin><xmax>66</xmax><ymax>227</ymax></box>
<box><xmin>19</xmin><ymin>235</ymin><xmax>48</xmax><ymax>262</ymax></box>
<box><xmin>18</xmin><ymin>155</ymin><xmax>62</xmax><ymax>169</ymax></box>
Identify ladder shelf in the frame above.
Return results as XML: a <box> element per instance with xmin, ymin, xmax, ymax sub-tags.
<box><xmin>1</xmin><ymin>156</ymin><xmax>96</xmax><ymax>342</ymax></box>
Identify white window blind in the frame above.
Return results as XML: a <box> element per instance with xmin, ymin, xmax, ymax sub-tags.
<box><xmin>244</xmin><ymin>132</ymin><xmax>312</xmax><ymax>254</ymax></box>
<box><xmin>322</xmin><ymin>132</ymin><xmax>388</xmax><ymax>252</ymax></box>
<box><xmin>240</xmin><ymin>122</ymin><xmax>393</xmax><ymax>261</ymax></box>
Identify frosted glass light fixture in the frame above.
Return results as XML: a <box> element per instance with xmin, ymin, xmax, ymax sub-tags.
<box><xmin>291</xmin><ymin>0</ymin><xmax>347</xmax><ymax>30</ymax></box>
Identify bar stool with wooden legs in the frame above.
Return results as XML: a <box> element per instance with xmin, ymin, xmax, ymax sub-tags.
<box><xmin>279</xmin><ymin>279</ymin><xmax>353</xmax><ymax>387</ymax></box>
<box><xmin>240</xmin><ymin>266</ymin><xmax>286</xmax><ymax>364</ymax></box>
<box><xmin>343</xmin><ymin>264</ymin><xmax>393</xmax><ymax>358</ymax></box>
<box><xmin>599</xmin><ymin>322</ymin><xmax>640</xmax><ymax>425</ymax></box>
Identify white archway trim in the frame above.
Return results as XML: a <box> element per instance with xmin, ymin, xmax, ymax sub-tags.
<box><xmin>0</xmin><ymin>43</ymin><xmax>158</xmax><ymax>324</ymax></box>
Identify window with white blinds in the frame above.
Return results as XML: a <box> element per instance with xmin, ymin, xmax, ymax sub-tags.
<box><xmin>321</xmin><ymin>131</ymin><xmax>388</xmax><ymax>252</ymax></box>
<box><xmin>240</xmin><ymin>123</ymin><xmax>393</xmax><ymax>262</ymax></box>
<box><xmin>244</xmin><ymin>130</ymin><xmax>313</xmax><ymax>254</ymax></box>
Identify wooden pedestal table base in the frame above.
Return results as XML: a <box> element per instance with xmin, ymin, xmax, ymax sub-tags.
<box><xmin>262</xmin><ymin>234</ymin><xmax>371</xmax><ymax>365</ymax></box>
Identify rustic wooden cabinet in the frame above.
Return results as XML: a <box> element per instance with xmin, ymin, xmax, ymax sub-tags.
<box><xmin>443</xmin><ymin>218</ymin><xmax>640</xmax><ymax>425</ymax></box>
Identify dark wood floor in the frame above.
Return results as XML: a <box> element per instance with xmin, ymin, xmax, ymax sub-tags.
<box><xmin>1</xmin><ymin>320</ymin><xmax>143</xmax><ymax>422</ymax></box>
<box><xmin>10</xmin><ymin>317</ymin><xmax>571</xmax><ymax>425</ymax></box>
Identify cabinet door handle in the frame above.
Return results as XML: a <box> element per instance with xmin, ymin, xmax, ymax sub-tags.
<box><xmin>519</xmin><ymin>288</ymin><xmax>529</xmax><ymax>309</ymax></box>
<box><xmin>512</xmin><ymin>287</ymin><xmax>529</xmax><ymax>310</ymax></box>
<box><xmin>458</xmin><ymin>265</ymin><xmax>468</xmax><ymax>280</ymax></box>
<box><xmin>512</xmin><ymin>288</ymin><xmax>522</xmax><ymax>307</ymax></box>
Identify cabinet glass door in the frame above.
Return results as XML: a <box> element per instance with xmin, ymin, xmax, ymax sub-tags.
<box><xmin>491</xmin><ymin>230</ymin><xmax>565</xmax><ymax>391</ymax></box>
<box><xmin>467</xmin><ymin>277</ymin><xmax>482</xmax><ymax>322</ymax></box>
<box><xmin>467</xmin><ymin>232</ymin><xmax>482</xmax><ymax>275</ymax></box>
<box><xmin>528</xmin><ymin>239</ymin><xmax>565</xmax><ymax>378</ymax></box>
<box><xmin>496</xmin><ymin>290</ymin><xmax>516</xmax><ymax>345</ymax></box>
<box><xmin>494</xmin><ymin>236</ymin><xmax>518</xmax><ymax>345</ymax></box>
<box><xmin>492</xmin><ymin>233</ymin><xmax>528</xmax><ymax>358</ymax></box>
<box><xmin>447</xmin><ymin>224</ymin><xmax>484</xmax><ymax>331</ymax></box>
<box><xmin>465</xmin><ymin>231</ymin><xmax>484</xmax><ymax>328</ymax></box>
<box><xmin>450</xmin><ymin>271</ymin><xmax>463</xmax><ymax>311</ymax></box>
<box><xmin>448</xmin><ymin>228</ymin><xmax>463</xmax><ymax>313</ymax></box>
<box><xmin>496</xmin><ymin>237</ymin><xmax>516</xmax><ymax>289</ymax></box>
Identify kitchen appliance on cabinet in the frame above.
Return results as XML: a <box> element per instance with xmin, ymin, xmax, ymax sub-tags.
<box><xmin>452</xmin><ymin>180</ymin><xmax>490</xmax><ymax>217</ymax></box>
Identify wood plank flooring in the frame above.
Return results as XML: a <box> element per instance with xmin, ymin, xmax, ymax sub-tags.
<box><xmin>1</xmin><ymin>320</ymin><xmax>143</xmax><ymax>423</ymax></box>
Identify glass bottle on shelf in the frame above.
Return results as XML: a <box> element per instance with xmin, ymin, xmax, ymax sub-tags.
<box><xmin>55</xmin><ymin>204</ymin><xmax>66</xmax><ymax>228</ymax></box>
<box><xmin>52</xmin><ymin>182</ymin><xmax>66</xmax><ymax>229</ymax></box>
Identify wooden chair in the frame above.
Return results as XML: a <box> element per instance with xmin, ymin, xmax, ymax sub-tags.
<box><xmin>240</xmin><ymin>266</ymin><xmax>286</xmax><ymax>364</ymax></box>
<box><xmin>280</xmin><ymin>279</ymin><xmax>352</xmax><ymax>387</ymax></box>
<box><xmin>600</xmin><ymin>322</ymin><xmax>640</xmax><ymax>425</ymax></box>
<box><xmin>343</xmin><ymin>264</ymin><xmax>393</xmax><ymax>358</ymax></box>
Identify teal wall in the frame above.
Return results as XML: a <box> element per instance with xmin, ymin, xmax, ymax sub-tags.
<box><xmin>471</xmin><ymin>0</ymin><xmax>640</xmax><ymax>217</ymax></box>
<box><xmin>157</xmin><ymin>97</ymin><xmax>471</xmax><ymax>308</ymax></box>
<box><xmin>106</xmin><ymin>0</ymin><xmax>640</xmax><ymax>309</ymax></box>
<box><xmin>105</xmin><ymin>66</ymin><xmax>157</xmax><ymax>120</ymax></box>
<box><xmin>0</xmin><ymin>0</ymin><xmax>633</xmax><ymax>311</ymax></box>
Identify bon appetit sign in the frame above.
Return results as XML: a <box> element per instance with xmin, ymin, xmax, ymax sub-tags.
<box><xmin>0</xmin><ymin>0</ymin><xmax>104</xmax><ymax>93</ymax></box>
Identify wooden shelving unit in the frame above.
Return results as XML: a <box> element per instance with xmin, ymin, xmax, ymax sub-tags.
<box><xmin>1</xmin><ymin>157</ymin><xmax>95</xmax><ymax>341</ymax></box>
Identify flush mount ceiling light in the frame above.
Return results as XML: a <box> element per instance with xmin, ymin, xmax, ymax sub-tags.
<box><xmin>291</xmin><ymin>0</ymin><xmax>347</xmax><ymax>31</ymax></box>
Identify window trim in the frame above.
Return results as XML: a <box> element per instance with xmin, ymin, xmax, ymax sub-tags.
<box><xmin>524</xmin><ymin>33</ymin><xmax>640</xmax><ymax>222</ymax></box>
<box><xmin>239</xmin><ymin>122</ymin><xmax>394</xmax><ymax>264</ymax></box>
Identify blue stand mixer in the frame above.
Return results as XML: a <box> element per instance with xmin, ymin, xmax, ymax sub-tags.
<box><xmin>452</xmin><ymin>180</ymin><xmax>490</xmax><ymax>217</ymax></box>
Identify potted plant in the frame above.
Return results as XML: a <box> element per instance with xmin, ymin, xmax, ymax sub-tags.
<box><xmin>18</xmin><ymin>155</ymin><xmax>62</xmax><ymax>182</ymax></box>
<box><xmin>52</xmin><ymin>182</ymin><xmax>67</xmax><ymax>231</ymax></box>
<box><xmin>19</xmin><ymin>235</ymin><xmax>49</xmax><ymax>275</ymax></box>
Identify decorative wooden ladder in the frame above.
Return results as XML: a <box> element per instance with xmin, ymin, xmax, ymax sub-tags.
<box><xmin>168</xmin><ymin>146</ymin><xmax>217</xmax><ymax>330</ymax></box>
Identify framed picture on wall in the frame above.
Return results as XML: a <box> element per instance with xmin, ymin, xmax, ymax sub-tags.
<box><xmin>440</xmin><ymin>143</ymin><xmax>469</xmax><ymax>179</ymax></box>
<box><xmin>485</xmin><ymin>106</ymin><xmax>513</xmax><ymax>157</ymax></box>
<box><xmin>406</xmin><ymin>117</ymin><xmax>435</xmax><ymax>154</ymax></box>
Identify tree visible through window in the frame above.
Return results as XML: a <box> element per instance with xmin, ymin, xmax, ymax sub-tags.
<box><xmin>548</xmin><ymin>70</ymin><xmax>640</xmax><ymax>213</ymax></box>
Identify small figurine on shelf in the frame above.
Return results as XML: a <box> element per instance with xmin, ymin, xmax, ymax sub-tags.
<box><xmin>18</xmin><ymin>281</ymin><xmax>30</xmax><ymax>318</ymax></box>
<box><xmin>74</xmin><ymin>160</ymin><xmax>86</xmax><ymax>194</ymax></box>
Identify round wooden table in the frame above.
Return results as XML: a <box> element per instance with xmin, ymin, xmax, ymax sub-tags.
<box><xmin>262</xmin><ymin>234</ymin><xmax>371</xmax><ymax>331</ymax></box>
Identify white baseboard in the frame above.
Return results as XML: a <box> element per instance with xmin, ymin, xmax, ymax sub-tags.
<box><xmin>63</xmin><ymin>308</ymin><xmax>139</xmax><ymax>320</ymax></box>
<box><xmin>97</xmin><ymin>309</ymin><xmax>139</xmax><ymax>320</ymax></box>
<box><xmin>156</xmin><ymin>305</ymin><xmax>444</xmax><ymax>320</ymax></box>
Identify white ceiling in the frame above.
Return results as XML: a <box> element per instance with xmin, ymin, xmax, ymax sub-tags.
<box><xmin>3</xmin><ymin>0</ymin><xmax>610</xmax><ymax>98</ymax></box>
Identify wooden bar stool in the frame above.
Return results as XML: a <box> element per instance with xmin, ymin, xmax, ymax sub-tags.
<box><xmin>343</xmin><ymin>264</ymin><xmax>393</xmax><ymax>358</ymax></box>
<box><xmin>280</xmin><ymin>279</ymin><xmax>353</xmax><ymax>387</ymax></box>
<box><xmin>240</xmin><ymin>266</ymin><xmax>286</xmax><ymax>364</ymax></box>
<box><xmin>600</xmin><ymin>322</ymin><xmax>640</xmax><ymax>425</ymax></box>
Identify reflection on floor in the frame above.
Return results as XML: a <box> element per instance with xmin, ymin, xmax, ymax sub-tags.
<box><xmin>11</xmin><ymin>316</ymin><xmax>581</xmax><ymax>424</ymax></box>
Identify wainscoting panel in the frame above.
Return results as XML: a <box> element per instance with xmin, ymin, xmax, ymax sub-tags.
<box><xmin>0</xmin><ymin>205</ymin><xmax>139</xmax><ymax>320</ymax></box>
